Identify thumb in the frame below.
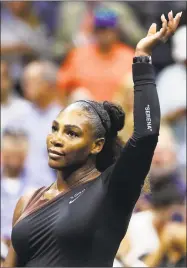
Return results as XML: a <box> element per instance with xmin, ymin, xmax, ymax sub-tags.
<box><xmin>147</xmin><ymin>23</ymin><xmax>157</xmax><ymax>36</ymax></box>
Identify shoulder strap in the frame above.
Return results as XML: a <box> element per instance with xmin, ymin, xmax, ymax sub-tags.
<box><xmin>13</xmin><ymin>187</ymin><xmax>47</xmax><ymax>227</ymax></box>
<box><xmin>22</xmin><ymin>186</ymin><xmax>47</xmax><ymax>213</ymax></box>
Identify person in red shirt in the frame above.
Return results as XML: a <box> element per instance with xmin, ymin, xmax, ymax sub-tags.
<box><xmin>57</xmin><ymin>8</ymin><xmax>134</xmax><ymax>103</ymax></box>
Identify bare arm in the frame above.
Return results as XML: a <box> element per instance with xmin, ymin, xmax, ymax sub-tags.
<box><xmin>3</xmin><ymin>191</ymin><xmax>35</xmax><ymax>267</ymax></box>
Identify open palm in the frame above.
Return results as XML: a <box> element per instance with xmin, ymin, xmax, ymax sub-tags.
<box><xmin>136</xmin><ymin>11</ymin><xmax>182</xmax><ymax>56</ymax></box>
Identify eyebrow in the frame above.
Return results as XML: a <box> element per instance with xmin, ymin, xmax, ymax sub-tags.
<box><xmin>64</xmin><ymin>124</ymin><xmax>82</xmax><ymax>132</ymax></box>
<box><xmin>52</xmin><ymin>121</ymin><xmax>82</xmax><ymax>132</ymax></box>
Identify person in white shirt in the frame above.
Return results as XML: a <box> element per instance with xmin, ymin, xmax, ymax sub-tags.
<box><xmin>1</xmin><ymin>129</ymin><xmax>36</xmax><ymax>241</ymax></box>
<box><xmin>8</xmin><ymin>61</ymin><xmax>63</xmax><ymax>187</ymax></box>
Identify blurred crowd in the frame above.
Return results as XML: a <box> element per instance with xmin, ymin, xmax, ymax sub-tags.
<box><xmin>1</xmin><ymin>1</ymin><xmax>186</xmax><ymax>267</ymax></box>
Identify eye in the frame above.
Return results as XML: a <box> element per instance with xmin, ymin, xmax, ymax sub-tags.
<box><xmin>67</xmin><ymin>131</ymin><xmax>78</xmax><ymax>138</ymax></box>
<box><xmin>52</xmin><ymin>125</ymin><xmax>58</xmax><ymax>132</ymax></box>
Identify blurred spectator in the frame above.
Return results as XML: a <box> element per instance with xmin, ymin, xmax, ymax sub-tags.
<box><xmin>150</xmin><ymin>123</ymin><xmax>180</xmax><ymax>180</ymax></box>
<box><xmin>144</xmin><ymin>223</ymin><xmax>186</xmax><ymax>267</ymax></box>
<box><xmin>113</xmin><ymin>72</ymin><xmax>134</xmax><ymax>142</ymax></box>
<box><xmin>7</xmin><ymin>61</ymin><xmax>62</xmax><ymax>187</ymax></box>
<box><xmin>149</xmin><ymin>123</ymin><xmax>186</xmax><ymax>218</ymax></box>
<box><xmin>33</xmin><ymin>1</ymin><xmax>60</xmax><ymax>38</ymax></box>
<box><xmin>1</xmin><ymin>60</ymin><xmax>30</xmax><ymax>132</ymax></box>
<box><xmin>116</xmin><ymin>179</ymin><xmax>185</xmax><ymax>267</ymax></box>
<box><xmin>1</xmin><ymin>129</ymin><xmax>36</xmax><ymax>241</ymax></box>
<box><xmin>54</xmin><ymin>1</ymin><xmax>146</xmax><ymax>58</ymax></box>
<box><xmin>134</xmin><ymin>194</ymin><xmax>151</xmax><ymax>214</ymax></box>
<box><xmin>1</xmin><ymin>1</ymin><xmax>53</xmax><ymax>81</ymax></box>
<box><xmin>116</xmin><ymin>124</ymin><xmax>186</xmax><ymax>267</ymax></box>
<box><xmin>157</xmin><ymin>25</ymin><xmax>186</xmax><ymax>179</ymax></box>
<box><xmin>57</xmin><ymin>7</ymin><xmax>134</xmax><ymax>103</ymax></box>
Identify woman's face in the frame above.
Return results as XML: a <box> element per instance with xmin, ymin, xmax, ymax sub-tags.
<box><xmin>46</xmin><ymin>104</ymin><xmax>103</xmax><ymax>170</ymax></box>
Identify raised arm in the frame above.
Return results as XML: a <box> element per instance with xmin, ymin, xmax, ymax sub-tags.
<box><xmin>106</xmin><ymin>11</ymin><xmax>182</xmax><ymax>211</ymax></box>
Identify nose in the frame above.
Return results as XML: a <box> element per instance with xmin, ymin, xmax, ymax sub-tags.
<box><xmin>50</xmin><ymin>134</ymin><xmax>64</xmax><ymax>147</ymax></box>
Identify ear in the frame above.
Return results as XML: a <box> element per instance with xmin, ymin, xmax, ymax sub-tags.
<box><xmin>91</xmin><ymin>138</ymin><xmax>105</xmax><ymax>155</ymax></box>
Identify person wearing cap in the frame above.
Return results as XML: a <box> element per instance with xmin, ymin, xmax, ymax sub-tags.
<box><xmin>57</xmin><ymin>7</ymin><xmax>134</xmax><ymax>104</ymax></box>
<box><xmin>54</xmin><ymin>1</ymin><xmax>146</xmax><ymax>58</ymax></box>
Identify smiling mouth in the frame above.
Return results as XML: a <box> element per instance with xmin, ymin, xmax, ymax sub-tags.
<box><xmin>48</xmin><ymin>149</ymin><xmax>65</xmax><ymax>159</ymax></box>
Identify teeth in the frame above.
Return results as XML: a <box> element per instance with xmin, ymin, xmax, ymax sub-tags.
<box><xmin>49</xmin><ymin>152</ymin><xmax>61</xmax><ymax>157</ymax></box>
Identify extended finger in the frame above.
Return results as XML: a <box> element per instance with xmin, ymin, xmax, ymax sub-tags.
<box><xmin>158</xmin><ymin>14</ymin><xmax>168</xmax><ymax>40</ymax></box>
<box><xmin>164</xmin><ymin>12</ymin><xmax>182</xmax><ymax>40</ymax></box>
<box><xmin>167</xmin><ymin>11</ymin><xmax>175</xmax><ymax>37</ymax></box>
<box><xmin>161</xmin><ymin>14</ymin><xmax>168</xmax><ymax>32</ymax></box>
<box><xmin>173</xmin><ymin>12</ymin><xmax>182</xmax><ymax>30</ymax></box>
<box><xmin>168</xmin><ymin>10</ymin><xmax>174</xmax><ymax>23</ymax></box>
<box><xmin>147</xmin><ymin>23</ymin><xmax>157</xmax><ymax>36</ymax></box>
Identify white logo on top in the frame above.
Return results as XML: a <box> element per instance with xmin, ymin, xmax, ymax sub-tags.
<box><xmin>145</xmin><ymin>104</ymin><xmax>152</xmax><ymax>132</ymax></box>
<box><xmin>69</xmin><ymin>189</ymin><xmax>85</xmax><ymax>204</ymax></box>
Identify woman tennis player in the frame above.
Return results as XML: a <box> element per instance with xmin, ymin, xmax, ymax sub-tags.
<box><xmin>4</xmin><ymin>11</ymin><xmax>182</xmax><ymax>267</ymax></box>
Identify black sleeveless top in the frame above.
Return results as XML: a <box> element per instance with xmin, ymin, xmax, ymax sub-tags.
<box><xmin>11</xmin><ymin>63</ymin><xmax>160</xmax><ymax>267</ymax></box>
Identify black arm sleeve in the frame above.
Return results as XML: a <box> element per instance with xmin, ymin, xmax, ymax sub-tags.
<box><xmin>105</xmin><ymin>62</ymin><xmax>161</xmax><ymax>212</ymax></box>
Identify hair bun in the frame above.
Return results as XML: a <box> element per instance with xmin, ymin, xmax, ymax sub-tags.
<box><xmin>103</xmin><ymin>101</ymin><xmax>125</xmax><ymax>136</ymax></box>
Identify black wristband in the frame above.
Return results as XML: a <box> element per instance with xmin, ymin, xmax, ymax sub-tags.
<box><xmin>133</xmin><ymin>62</ymin><xmax>155</xmax><ymax>84</ymax></box>
<box><xmin>133</xmin><ymin>56</ymin><xmax>152</xmax><ymax>64</ymax></box>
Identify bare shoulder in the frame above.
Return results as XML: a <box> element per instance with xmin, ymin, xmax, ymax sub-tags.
<box><xmin>3</xmin><ymin>189</ymin><xmax>38</xmax><ymax>267</ymax></box>
<box><xmin>12</xmin><ymin>188</ymin><xmax>37</xmax><ymax>226</ymax></box>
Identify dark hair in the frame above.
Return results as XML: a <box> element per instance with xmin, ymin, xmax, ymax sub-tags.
<box><xmin>76</xmin><ymin>100</ymin><xmax>125</xmax><ymax>172</ymax></box>
<box><xmin>149</xmin><ymin>177</ymin><xmax>186</xmax><ymax>208</ymax></box>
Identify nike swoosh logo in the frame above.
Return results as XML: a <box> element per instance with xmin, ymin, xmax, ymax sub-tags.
<box><xmin>69</xmin><ymin>189</ymin><xmax>85</xmax><ymax>204</ymax></box>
